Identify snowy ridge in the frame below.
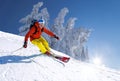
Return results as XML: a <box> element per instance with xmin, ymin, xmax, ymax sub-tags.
<box><xmin>0</xmin><ymin>31</ymin><xmax>120</xmax><ymax>81</ymax></box>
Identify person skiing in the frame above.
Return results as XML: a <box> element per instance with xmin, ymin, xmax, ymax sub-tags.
<box><xmin>23</xmin><ymin>19</ymin><xmax>59</xmax><ymax>56</ymax></box>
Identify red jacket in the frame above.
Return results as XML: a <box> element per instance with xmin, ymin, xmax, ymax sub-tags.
<box><xmin>24</xmin><ymin>22</ymin><xmax>55</xmax><ymax>42</ymax></box>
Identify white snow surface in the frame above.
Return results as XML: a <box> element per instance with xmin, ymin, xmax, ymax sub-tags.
<box><xmin>0</xmin><ymin>31</ymin><xmax>120</xmax><ymax>81</ymax></box>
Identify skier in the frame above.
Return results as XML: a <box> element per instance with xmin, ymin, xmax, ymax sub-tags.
<box><xmin>23</xmin><ymin>19</ymin><xmax>70</xmax><ymax>63</ymax></box>
<box><xmin>23</xmin><ymin>19</ymin><xmax>59</xmax><ymax>56</ymax></box>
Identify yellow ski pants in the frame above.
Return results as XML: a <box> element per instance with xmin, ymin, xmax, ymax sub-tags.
<box><xmin>31</xmin><ymin>36</ymin><xmax>50</xmax><ymax>54</ymax></box>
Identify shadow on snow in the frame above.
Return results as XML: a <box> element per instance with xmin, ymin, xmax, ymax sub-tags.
<box><xmin>0</xmin><ymin>54</ymin><xmax>41</xmax><ymax>64</ymax></box>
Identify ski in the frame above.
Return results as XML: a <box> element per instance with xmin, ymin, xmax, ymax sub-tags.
<box><xmin>53</xmin><ymin>57</ymin><xmax>65</xmax><ymax>66</ymax></box>
<box><xmin>54</xmin><ymin>56</ymin><xmax>70</xmax><ymax>63</ymax></box>
<box><xmin>30</xmin><ymin>58</ymin><xmax>44</xmax><ymax>68</ymax></box>
<box><xmin>49</xmin><ymin>51</ymin><xmax>70</xmax><ymax>63</ymax></box>
<box><xmin>29</xmin><ymin>51</ymin><xmax>70</xmax><ymax>67</ymax></box>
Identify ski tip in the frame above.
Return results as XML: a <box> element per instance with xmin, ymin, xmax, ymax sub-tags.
<box><xmin>63</xmin><ymin>57</ymin><xmax>70</xmax><ymax>63</ymax></box>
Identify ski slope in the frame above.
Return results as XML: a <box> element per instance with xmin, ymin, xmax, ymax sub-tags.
<box><xmin>0</xmin><ymin>31</ymin><xmax>120</xmax><ymax>81</ymax></box>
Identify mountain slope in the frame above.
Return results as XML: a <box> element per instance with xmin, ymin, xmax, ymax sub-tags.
<box><xmin>0</xmin><ymin>31</ymin><xmax>120</xmax><ymax>81</ymax></box>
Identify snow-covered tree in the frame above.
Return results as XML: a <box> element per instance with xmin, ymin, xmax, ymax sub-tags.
<box><xmin>84</xmin><ymin>47</ymin><xmax>89</xmax><ymax>62</ymax></box>
<box><xmin>19</xmin><ymin>2</ymin><xmax>91</xmax><ymax>61</ymax></box>
<box><xmin>49</xmin><ymin>8</ymin><xmax>69</xmax><ymax>50</ymax></box>
<box><xmin>70</xmin><ymin>27</ymin><xmax>91</xmax><ymax>60</ymax></box>
<box><xmin>19</xmin><ymin>2</ymin><xmax>50</xmax><ymax>36</ymax></box>
<box><xmin>61</xmin><ymin>17</ymin><xmax>77</xmax><ymax>55</ymax></box>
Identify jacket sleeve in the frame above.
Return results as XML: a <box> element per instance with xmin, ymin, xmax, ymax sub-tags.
<box><xmin>43</xmin><ymin>27</ymin><xmax>55</xmax><ymax>37</ymax></box>
<box><xmin>24</xmin><ymin>27</ymin><xmax>35</xmax><ymax>42</ymax></box>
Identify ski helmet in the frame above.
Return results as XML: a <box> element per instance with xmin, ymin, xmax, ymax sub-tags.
<box><xmin>38</xmin><ymin>19</ymin><xmax>45</xmax><ymax>24</ymax></box>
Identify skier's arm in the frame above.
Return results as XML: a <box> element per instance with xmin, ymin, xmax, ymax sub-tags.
<box><xmin>24</xmin><ymin>27</ymin><xmax>36</xmax><ymax>42</ymax></box>
<box><xmin>43</xmin><ymin>27</ymin><xmax>59</xmax><ymax>40</ymax></box>
<box><xmin>23</xmin><ymin>27</ymin><xmax>36</xmax><ymax>48</ymax></box>
<box><xmin>42</xmin><ymin>27</ymin><xmax>55</xmax><ymax>37</ymax></box>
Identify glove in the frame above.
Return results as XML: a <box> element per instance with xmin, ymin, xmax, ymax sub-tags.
<box><xmin>23</xmin><ymin>41</ymin><xmax>27</xmax><ymax>48</ymax></box>
<box><xmin>54</xmin><ymin>35</ymin><xmax>59</xmax><ymax>40</ymax></box>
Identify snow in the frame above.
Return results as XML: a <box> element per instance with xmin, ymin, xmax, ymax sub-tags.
<box><xmin>0</xmin><ymin>31</ymin><xmax>120</xmax><ymax>81</ymax></box>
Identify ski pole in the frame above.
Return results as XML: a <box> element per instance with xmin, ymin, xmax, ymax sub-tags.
<box><xmin>0</xmin><ymin>47</ymin><xmax>23</xmax><ymax>54</ymax></box>
<box><xmin>11</xmin><ymin>47</ymin><xmax>23</xmax><ymax>53</ymax></box>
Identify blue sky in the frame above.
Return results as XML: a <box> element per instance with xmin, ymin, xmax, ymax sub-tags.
<box><xmin>0</xmin><ymin>0</ymin><xmax>120</xmax><ymax>70</ymax></box>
